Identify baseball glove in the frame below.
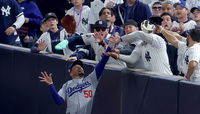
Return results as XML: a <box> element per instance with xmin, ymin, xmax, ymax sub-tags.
<box><xmin>60</xmin><ymin>15</ymin><xmax>76</xmax><ymax>34</ymax></box>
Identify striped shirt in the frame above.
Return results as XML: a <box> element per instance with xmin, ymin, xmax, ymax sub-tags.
<box><xmin>178</xmin><ymin>42</ymin><xmax>200</xmax><ymax>81</ymax></box>
<box><xmin>120</xmin><ymin>31</ymin><xmax>172</xmax><ymax>75</ymax></box>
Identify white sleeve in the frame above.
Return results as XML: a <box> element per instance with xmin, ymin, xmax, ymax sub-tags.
<box><xmin>82</xmin><ymin>33</ymin><xmax>95</xmax><ymax>45</ymax></box>
<box><xmin>119</xmin><ymin>45</ymin><xmax>141</xmax><ymax>65</ymax></box>
<box><xmin>177</xmin><ymin>41</ymin><xmax>186</xmax><ymax>49</ymax></box>
<box><xmin>121</xmin><ymin>31</ymin><xmax>165</xmax><ymax>48</ymax></box>
<box><xmin>36</xmin><ymin>32</ymin><xmax>48</xmax><ymax>43</ymax></box>
<box><xmin>13</xmin><ymin>14</ymin><xmax>25</xmax><ymax>29</ymax></box>
<box><xmin>188</xmin><ymin>46</ymin><xmax>200</xmax><ymax>63</ymax></box>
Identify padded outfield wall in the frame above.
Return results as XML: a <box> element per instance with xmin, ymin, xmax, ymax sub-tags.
<box><xmin>0</xmin><ymin>44</ymin><xmax>200</xmax><ymax>114</ymax></box>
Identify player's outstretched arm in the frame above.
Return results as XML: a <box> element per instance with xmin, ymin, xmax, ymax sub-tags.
<box><xmin>95</xmin><ymin>46</ymin><xmax>111</xmax><ymax>79</ymax></box>
<box><xmin>39</xmin><ymin>71</ymin><xmax>64</xmax><ymax>104</ymax></box>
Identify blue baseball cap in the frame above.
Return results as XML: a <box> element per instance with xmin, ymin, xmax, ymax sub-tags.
<box><xmin>68</xmin><ymin>60</ymin><xmax>83</xmax><ymax>72</ymax></box>
<box><xmin>174</xmin><ymin>1</ymin><xmax>187</xmax><ymax>9</ymax></box>
<box><xmin>191</xmin><ymin>6</ymin><xmax>200</xmax><ymax>13</ymax></box>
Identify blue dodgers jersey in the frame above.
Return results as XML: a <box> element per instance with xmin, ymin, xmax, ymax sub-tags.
<box><xmin>0</xmin><ymin>0</ymin><xmax>22</xmax><ymax>44</ymax></box>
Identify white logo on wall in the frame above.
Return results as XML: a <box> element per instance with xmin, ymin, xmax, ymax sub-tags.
<box><xmin>1</xmin><ymin>5</ymin><xmax>11</xmax><ymax>16</ymax></box>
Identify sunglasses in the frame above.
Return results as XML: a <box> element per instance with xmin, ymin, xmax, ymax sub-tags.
<box><xmin>95</xmin><ymin>27</ymin><xmax>107</xmax><ymax>32</ymax></box>
<box><xmin>152</xmin><ymin>7</ymin><xmax>162</xmax><ymax>10</ymax></box>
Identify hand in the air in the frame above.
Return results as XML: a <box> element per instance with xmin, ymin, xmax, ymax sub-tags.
<box><xmin>39</xmin><ymin>71</ymin><xmax>53</xmax><ymax>85</ymax></box>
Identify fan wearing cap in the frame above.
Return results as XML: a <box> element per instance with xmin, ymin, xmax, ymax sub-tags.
<box><xmin>39</xmin><ymin>45</ymin><xmax>111</xmax><ymax>114</ymax></box>
<box><xmin>106</xmin><ymin>19</ymin><xmax>173</xmax><ymax>75</ymax></box>
<box><xmin>191</xmin><ymin>6</ymin><xmax>200</xmax><ymax>25</ymax></box>
<box><xmin>56</xmin><ymin>20</ymin><xmax>126</xmax><ymax>66</ymax></box>
<box><xmin>31</xmin><ymin>12</ymin><xmax>73</xmax><ymax>57</ymax></box>
<box><xmin>171</xmin><ymin>1</ymin><xmax>196</xmax><ymax>35</ymax></box>
<box><xmin>112</xmin><ymin>19</ymin><xmax>139</xmax><ymax>55</ymax></box>
<box><xmin>112</xmin><ymin>19</ymin><xmax>146</xmax><ymax>69</ymax></box>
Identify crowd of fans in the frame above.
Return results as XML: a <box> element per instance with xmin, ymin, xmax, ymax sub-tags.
<box><xmin>1</xmin><ymin>0</ymin><xmax>200</xmax><ymax>82</ymax></box>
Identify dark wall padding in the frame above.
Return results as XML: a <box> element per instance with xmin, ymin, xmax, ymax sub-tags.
<box><xmin>1</xmin><ymin>45</ymin><xmax>200</xmax><ymax>114</ymax></box>
<box><xmin>179</xmin><ymin>80</ymin><xmax>200</xmax><ymax>114</ymax></box>
<box><xmin>120</xmin><ymin>71</ymin><xmax>150</xmax><ymax>114</ymax></box>
<box><xmin>92</xmin><ymin>69</ymin><xmax>123</xmax><ymax>114</ymax></box>
<box><xmin>138</xmin><ymin>74</ymin><xmax>179</xmax><ymax>114</ymax></box>
<box><xmin>0</xmin><ymin>46</ymin><xmax>14</xmax><ymax>114</ymax></box>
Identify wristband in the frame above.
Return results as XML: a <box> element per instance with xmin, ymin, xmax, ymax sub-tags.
<box><xmin>48</xmin><ymin>82</ymin><xmax>53</xmax><ymax>85</ymax></box>
<box><xmin>12</xmin><ymin>25</ymin><xmax>16</xmax><ymax>29</ymax></box>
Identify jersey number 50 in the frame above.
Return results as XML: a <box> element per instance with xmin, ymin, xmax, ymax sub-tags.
<box><xmin>84</xmin><ymin>90</ymin><xmax>93</xmax><ymax>98</ymax></box>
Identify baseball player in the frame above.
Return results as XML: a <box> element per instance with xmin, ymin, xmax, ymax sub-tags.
<box><xmin>107</xmin><ymin>20</ymin><xmax>173</xmax><ymax>75</ymax></box>
<box><xmin>39</xmin><ymin>42</ymin><xmax>111</xmax><ymax>114</ymax></box>
<box><xmin>158</xmin><ymin>26</ymin><xmax>200</xmax><ymax>81</ymax></box>
<box><xmin>0</xmin><ymin>0</ymin><xmax>25</xmax><ymax>46</ymax></box>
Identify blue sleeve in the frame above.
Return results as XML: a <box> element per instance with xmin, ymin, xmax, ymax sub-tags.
<box><xmin>12</xmin><ymin>0</ymin><xmax>23</xmax><ymax>17</ymax></box>
<box><xmin>68</xmin><ymin>35</ymin><xmax>85</xmax><ymax>51</ymax></box>
<box><xmin>30</xmin><ymin>43</ymin><xmax>39</xmax><ymax>53</ymax></box>
<box><xmin>95</xmin><ymin>47</ymin><xmax>111</xmax><ymax>79</ymax></box>
<box><xmin>49</xmin><ymin>84</ymin><xmax>65</xmax><ymax>104</ymax></box>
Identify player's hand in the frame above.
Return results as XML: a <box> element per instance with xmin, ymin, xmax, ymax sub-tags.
<box><xmin>37</xmin><ymin>40</ymin><xmax>47</xmax><ymax>51</ymax></box>
<box><xmin>39</xmin><ymin>71</ymin><xmax>53</xmax><ymax>85</ymax></box>
<box><xmin>105</xmin><ymin>52</ymin><xmax>119</xmax><ymax>59</ymax></box>
<box><xmin>5</xmin><ymin>26</ymin><xmax>15</xmax><ymax>36</ymax></box>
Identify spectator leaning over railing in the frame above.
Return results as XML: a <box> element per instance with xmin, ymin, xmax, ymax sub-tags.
<box><xmin>156</xmin><ymin>25</ymin><xmax>200</xmax><ymax>81</ymax></box>
<box><xmin>106</xmin><ymin>19</ymin><xmax>173</xmax><ymax>75</ymax></box>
